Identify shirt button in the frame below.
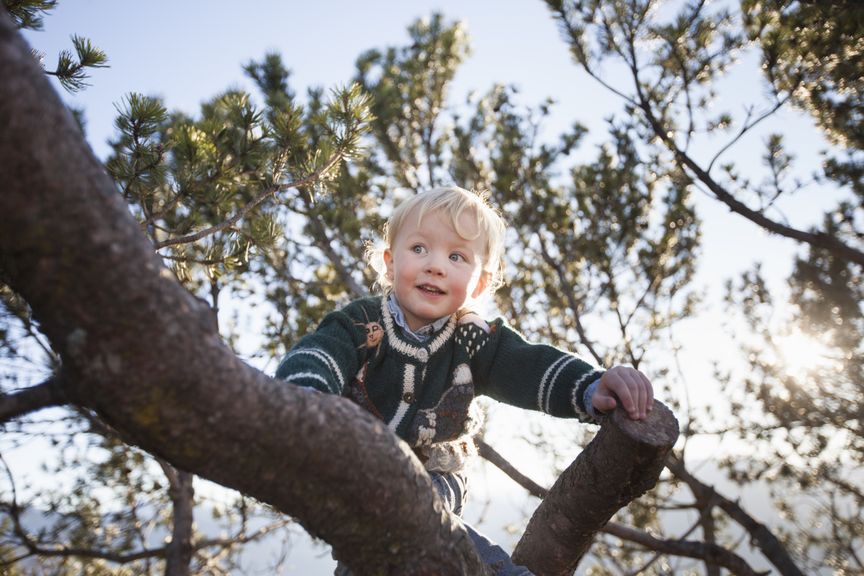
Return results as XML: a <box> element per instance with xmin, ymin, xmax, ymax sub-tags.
<box><xmin>417</xmin><ymin>349</ymin><xmax>429</xmax><ymax>362</ymax></box>
<box><xmin>403</xmin><ymin>392</ymin><xmax>415</xmax><ymax>403</ymax></box>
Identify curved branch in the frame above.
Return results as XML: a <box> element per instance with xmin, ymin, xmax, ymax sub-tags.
<box><xmin>476</xmin><ymin>438</ymin><xmax>548</xmax><ymax>499</ymax></box>
<box><xmin>603</xmin><ymin>523</ymin><xmax>764</xmax><ymax>576</ymax></box>
<box><xmin>547</xmin><ymin>0</ymin><xmax>863</xmax><ymax>267</ymax></box>
<box><xmin>543</xmin><ymin>1</ymin><xmax>636</xmax><ymax>105</ymax></box>
<box><xmin>707</xmin><ymin>98</ymin><xmax>789</xmax><ymax>173</ymax></box>
<box><xmin>0</xmin><ymin>377</ymin><xmax>66</xmax><ymax>424</ymax></box>
<box><xmin>536</xmin><ymin>234</ymin><xmax>604</xmax><ymax>365</ymax></box>
<box><xmin>302</xmin><ymin>196</ymin><xmax>368</xmax><ymax>300</ymax></box>
<box><xmin>666</xmin><ymin>455</ymin><xmax>805</xmax><ymax>576</ymax></box>
<box><xmin>633</xmin><ymin>90</ymin><xmax>864</xmax><ymax>267</ymax></box>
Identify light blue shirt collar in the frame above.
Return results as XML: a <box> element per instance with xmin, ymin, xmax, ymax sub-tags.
<box><xmin>387</xmin><ymin>293</ymin><xmax>450</xmax><ymax>343</ymax></box>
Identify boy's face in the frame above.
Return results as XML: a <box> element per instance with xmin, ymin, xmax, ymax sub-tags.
<box><xmin>384</xmin><ymin>208</ymin><xmax>489</xmax><ymax>332</ymax></box>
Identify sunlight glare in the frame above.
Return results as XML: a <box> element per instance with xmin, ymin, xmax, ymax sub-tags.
<box><xmin>774</xmin><ymin>331</ymin><xmax>838</xmax><ymax>378</ymax></box>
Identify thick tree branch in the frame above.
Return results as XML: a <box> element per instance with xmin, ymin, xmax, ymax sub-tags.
<box><xmin>0</xmin><ymin>377</ymin><xmax>66</xmax><ymax>424</ymax></box>
<box><xmin>0</xmin><ymin>11</ymin><xmax>488</xmax><ymax>575</ymax></box>
<box><xmin>511</xmin><ymin>401</ymin><xmax>679</xmax><ymax>575</ymax></box>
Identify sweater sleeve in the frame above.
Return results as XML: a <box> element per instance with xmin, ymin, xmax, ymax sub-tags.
<box><xmin>472</xmin><ymin>320</ymin><xmax>604</xmax><ymax>422</ymax></box>
<box><xmin>274</xmin><ymin>304</ymin><xmax>367</xmax><ymax>395</ymax></box>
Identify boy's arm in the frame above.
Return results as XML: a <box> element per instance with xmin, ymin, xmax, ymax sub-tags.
<box><xmin>471</xmin><ymin>320</ymin><xmax>604</xmax><ymax>422</ymax></box>
<box><xmin>274</xmin><ymin>308</ymin><xmax>366</xmax><ymax>395</ymax></box>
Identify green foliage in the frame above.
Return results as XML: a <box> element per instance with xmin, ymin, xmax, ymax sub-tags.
<box><xmin>356</xmin><ymin>12</ymin><xmax>470</xmax><ymax>190</ymax></box>
<box><xmin>7</xmin><ymin>0</ymin><xmax>108</xmax><ymax>93</ymax></box>
<box><xmin>104</xmin><ymin>74</ymin><xmax>371</xmax><ymax>299</ymax></box>
<box><xmin>2</xmin><ymin>0</ymin><xmax>57</xmax><ymax>31</ymax></box>
<box><xmin>742</xmin><ymin>0</ymin><xmax>864</xmax><ymax>150</ymax></box>
<box><xmin>49</xmin><ymin>34</ymin><xmax>108</xmax><ymax>92</ymax></box>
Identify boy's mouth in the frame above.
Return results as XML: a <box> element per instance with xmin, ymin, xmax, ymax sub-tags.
<box><xmin>417</xmin><ymin>284</ymin><xmax>445</xmax><ymax>295</ymax></box>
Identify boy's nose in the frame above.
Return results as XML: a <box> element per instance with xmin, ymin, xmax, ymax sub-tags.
<box><xmin>425</xmin><ymin>254</ymin><xmax>446</xmax><ymax>275</ymax></box>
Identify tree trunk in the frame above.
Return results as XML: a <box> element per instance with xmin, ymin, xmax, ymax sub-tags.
<box><xmin>0</xmin><ymin>11</ymin><xmax>487</xmax><ymax>575</ymax></box>
<box><xmin>512</xmin><ymin>401</ymin><xmax>679</xmax><ymax>575</ymax></box>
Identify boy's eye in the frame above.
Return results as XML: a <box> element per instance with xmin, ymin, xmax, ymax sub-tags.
<box><xmin>411</xmin><ymin>244</ymin><xmax>426</xmax><ymax>254</ymax></box>
<box><xmin>450</xmin><ymin>253</ymin><xmax>466</xmax><ymax>263</ymax></box>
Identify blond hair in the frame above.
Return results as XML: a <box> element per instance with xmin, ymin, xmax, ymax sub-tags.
<box><xmin>368</xmin><ymin>186</ymin><xmax>506</xmax><ymax>295</ymax></box>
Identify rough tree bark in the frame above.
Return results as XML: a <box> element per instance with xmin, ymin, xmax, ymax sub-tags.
<box><xmin>512</xmin><ymin>402</ymin><xmax>679</xmax><ymax>575</ymax></box>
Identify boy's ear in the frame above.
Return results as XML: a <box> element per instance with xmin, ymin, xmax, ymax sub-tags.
<box><xmin>471</xmin><ymin>271</ymin><xmax>491</xmax><ymax>299</ymax></box>
<box><xmin>383</xmin><ymin>248</ymin><xmax>394</xmax><ymax>279</ymax></box>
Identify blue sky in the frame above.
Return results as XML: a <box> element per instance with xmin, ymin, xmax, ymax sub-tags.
<box><xmin>23</xmin><ymin>1</ymin><xmax>616</xmax><ymax>160</ymax></box>
<box><xmin>15</xmin><ymin>1</ymin><xmax>843</xmax><ymax>573</ymax></box>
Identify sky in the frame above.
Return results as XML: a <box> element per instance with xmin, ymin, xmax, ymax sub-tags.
<box><xmin>13</xmin><ymin>1</ymin><xmax>844</xmax><ymax>573</ymax></box>
<box><xmin>21</xmin><ymin>0</ymin><xmax>835</xmax><ymax>286</ymax></box>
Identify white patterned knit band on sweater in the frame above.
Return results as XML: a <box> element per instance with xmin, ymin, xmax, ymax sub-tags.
<box><xmin>570</xmin><ymin>371</ymin><xmax>598</xmax><ymax>418</ymax></box>
<box><xmin>279</xmin><ymin>348</ymin><xmax>345</xmax><ymax>394</ymax></box>
<box><xmin>380</xmin><ymin>297</ymin><xmax>456</xmax><ymax>361</ymax></box>
<box><xmin>539</xmin><ymin>355</ymin><xmax>579</xmax><ymax>413</ymax></box>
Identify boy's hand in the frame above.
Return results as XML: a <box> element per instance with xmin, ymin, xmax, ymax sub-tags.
<box><xmin>592</xmin><ymin>365</ymin><xmax>653</xmax><ymax>420</ymax></box>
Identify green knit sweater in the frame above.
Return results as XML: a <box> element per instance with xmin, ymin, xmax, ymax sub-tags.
<box><xmin>275</xmin><ymin>296</ymin><xmax>602</xmax><ymax>469</ymax></box>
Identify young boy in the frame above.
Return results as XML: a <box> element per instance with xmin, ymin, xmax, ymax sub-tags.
<box><xmin>275</xmin><ymin>186</ymin><xmax>653</xmax><ymax>575</ymax></box>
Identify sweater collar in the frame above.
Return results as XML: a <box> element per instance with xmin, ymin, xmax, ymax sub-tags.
<box><xmin>381</xmin><ymin>294</ymin><xmax>456</xmax><ymax>360</ymax></box>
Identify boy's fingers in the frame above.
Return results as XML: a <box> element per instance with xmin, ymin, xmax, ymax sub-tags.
<box><xmin>633</xmin><ymin>379</ymin><xmax>646</xmax><ymax>419</ymax></box>
<box><xmin>593</xmin><ymin>393</ymin><xmax>617</xmax><ymax>412</ymax></box>
<box><xmin>622</xmin><ymin>372</ymin><xmax>647</xmax><ymax>419</ymax></box>
<box><xmin>627</xmin><ymin>382</ymin><xmax>643</xmax><ymax>420</ymax></box>
<box><xmin>614</xmin><ymin>384</ymin><xmax>637</xmax><ymax>418</ymax></box>
<box><xmin>601</xmin><ymin>367</ymin><xmax>655</xmax><ymax>420</ymax></box>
